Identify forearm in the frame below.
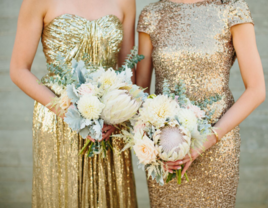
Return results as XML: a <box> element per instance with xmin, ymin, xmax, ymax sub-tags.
<box><xmin>214</xmin><ymin>87</ymin><xmax>265</xmax><ymax>139</ymax></box>
<box><xmin>10</xmin><ymin>68</ymin><xmax>57</xmax><ymax>112</ymax></box>
<box><xmin>136</xmin><ymin>56</ymin><xmax>152</xmax><ymax>93</ymax></box>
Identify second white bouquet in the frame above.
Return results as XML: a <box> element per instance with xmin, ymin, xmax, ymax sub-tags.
<box><xmin>121</xmin><ymin>80</ymin><xmax>221</xmax><ymax>185</ymax></box>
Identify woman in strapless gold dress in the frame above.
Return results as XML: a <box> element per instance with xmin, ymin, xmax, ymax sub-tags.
<box><xmin>10</xmin><ymin>0</ymin><xmax>137</xmax><ymax>207</ymax></box>
<box><xmin>137</xmin><ymin>0</ymin><xmax>265</xmax><ymax>207</ymax></box>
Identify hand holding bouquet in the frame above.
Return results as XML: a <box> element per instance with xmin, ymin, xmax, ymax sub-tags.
<box><xmin>122</xmin><ymin>80</ymin><xmax>221</xmax><ymax>185</ymax></box>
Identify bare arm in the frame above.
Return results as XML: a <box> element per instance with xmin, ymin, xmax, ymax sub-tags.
<box><xmin>10</xmin><ymin>0</ymin><xmax>59</xmax><ymax>115</ymax></box>
<box><xmin>214</xmin><ymin>24</ymin><xmax>265</xmax><ymax>138</ymax></box>
<box><xmin>136</xmin><ymin>32</ymin><xmax>153</xmax><ymax>92</ymax></box>
<box><xmin>118</xmin><ymin>0</ymin><xmax>136</xmax><ymax>83</ymax></box>
<box><xmin>168</xmin><ymin>24</ymin><xmax>266</xmax><ymax>175</ymax></box>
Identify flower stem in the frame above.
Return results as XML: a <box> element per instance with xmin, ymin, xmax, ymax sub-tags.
<box><xmin>102</xmin><ymin>141</ymin><xmax>107</xmax><ymax>158</ymax></box>
<box><xmin>87</xmin><ymin>142</ymin><xmax>94</xmax><ymax>157</ymax></box>
<box><xmin>184</xmin><ymin>172</ymin><xmax>189</xmax><ymax>182</ymax></box>
<box><xmin>176</xmin><ymin>169</ymin><xmax>182</xmax><ymax>185</ymax></box>
<box><xmin>166</xmin><ymin>173</ymin><xmax>173</xmax><ymax>183</ymax></box>
<box><xmin>79</xmin><ymin>140</ymin><xmax>91</xmax><ymax>155</ymax></box>
<box><xmin>107</xmin><ymin>140</ymin><xmax>114</xmax><ymax>151</ymax></box>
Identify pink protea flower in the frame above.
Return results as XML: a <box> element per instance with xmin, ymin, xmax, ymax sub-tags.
<box><xmin>159</xmin><ymin>126</ymin><xmax>191</xmax><ymax>161</ymax></box>
<box><xmin>187</xmin><ymin>104</ymin><xmax>206</xmax><ymax>119</ymax></box>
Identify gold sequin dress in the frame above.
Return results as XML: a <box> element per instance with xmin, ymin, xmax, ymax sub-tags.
<box><xmin>32</xmin><ymin>14</ymin><xmax>137</xmax><ymax>208</ymax></box>
<box><xmin>137</xmin><ymin>0</ymin><xmax>253</xmax><ymax>207</ymax></box>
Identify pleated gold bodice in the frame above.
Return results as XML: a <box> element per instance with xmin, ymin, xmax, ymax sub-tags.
<box><xmin>42</xmin><ymin>14</ymin><xmax>123</xmax><ymax>69</ymax></box>
<box><xmin>32</xmin><ymin>14</ymin><xmax>137</xmax><ymax>208</ymax></box>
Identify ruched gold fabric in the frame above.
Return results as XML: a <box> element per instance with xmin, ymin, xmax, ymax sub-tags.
<box><xmin>137</xmin><ymin>0</ymin><xmax>253</xmax><ymax>207</ymax></box>
<box><xmin>32</xmin><ymin>14</ymin><xmax>137</xmax><ymax>208</ymax></box>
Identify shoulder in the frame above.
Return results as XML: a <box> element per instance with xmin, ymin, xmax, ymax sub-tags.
<box><xmin>117</xmin><ymin>0</ymin><xmax>136</xmax><ymax>13</ymax></box>
<box><xmin>224</xmin><ymin>0</ymin><xmax>253</xmax><ymax>28</ymax></box>
<box><xmin>21</xmin><ymin>0</ymin><xmax>49</xmax><ymax>14</ymax></box>
<box><xmin>137</xmin><ymin>1</ymin><xmax>164</xmax><ymax>35</ymax></box>
<box><xmin>19</xmin><ymin>0</ymin><xmax>51</xmax><ymax>23</ymax></box>
<box><xmin>140</xmin><ymin>1</ymin><xmax>165</xmax><ymax>15</ymax></box>
<box><xmin>223</xmin><ymin>0</ymin><xmax>250</xmax><ymax>8</ymax></box>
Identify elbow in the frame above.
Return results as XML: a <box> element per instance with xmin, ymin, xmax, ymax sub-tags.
<box><xmin>9</xmin><ymin>66</ymin><xmax>17</xmax><ymax>84</ymax></box>
<box><xmin>260</xmin><ymin>87</ymin><xmax>266</xmax><ymax>103</ymax></box>
<box><xmin>254</xmin><ymin>86</ymin><xmax>266</xmax><ymax>104</ymax></box>
<box><xmin>247</xmin><ymin>83</ymin><xmax>266</xmax><ymax>105</ymax></box>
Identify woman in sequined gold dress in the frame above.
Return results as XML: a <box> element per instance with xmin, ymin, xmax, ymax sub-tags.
<box><xmin>137</xmin><ymin>0</ymin><xmax>265</xmax><ymax>207</ymax></box>
<box><xmin>10</xmin><ymin>0</ymin><xmax>137</xmax><ymax>207</ymax></box>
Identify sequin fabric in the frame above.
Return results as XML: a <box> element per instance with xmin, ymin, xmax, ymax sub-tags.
<box><xmin>137</xmin><ymin>0</ymin><xmax>253</xmax><ymax>207</ymax></box>
<box><xmin>32</xmin><ymin>14</ymin><xmax>137</xmax><ymax>208</ymax></box>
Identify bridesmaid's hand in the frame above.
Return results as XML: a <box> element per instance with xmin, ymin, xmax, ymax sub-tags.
<box><xmin>165</xmin><ymin>133</ymin><xmax>217</xmax><ymax>176</ymax></box>
<box><xmin>180</xmin><ymin>133</ymin><xmax>217</xmax><ymax>176</ymax></box>
<box><xmin>87</xmin><ymin>136</ymin><xmax>95</xmax><ymax>142</ymax></box>
<box><xmin>100</xmin><ymin>124</ymin><xmax>116</xmax><ymax>141</ymax></box>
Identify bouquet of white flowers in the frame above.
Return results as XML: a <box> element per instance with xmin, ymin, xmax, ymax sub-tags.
<box><xmin>46</xmin><ymin>48</ymin><xmax>146</xmax><ymax>158</ymax></box>
<box><xmin>121</xmin><ymin>80</ymin><xmax>221</xmax><ymax>185</ymax></box>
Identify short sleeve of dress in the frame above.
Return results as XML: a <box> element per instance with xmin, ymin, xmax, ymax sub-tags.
<box><xmin>137</xmin><ymin>5</ymin><xmax>155</xmax><ymax>35</ymax></box>
<box><xmin>228</xmin><ymin>0</ymin><xmax>254</xmax><ymax>28</ymax></box>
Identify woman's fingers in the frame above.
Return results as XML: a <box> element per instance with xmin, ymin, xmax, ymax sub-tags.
<box><xmin>167</xmin><ymin>165</ymin><xmax>181</xmax><ymax>171</ymax></box>
<box><xmin>181</xmin><ymin>158</ymin><xmax>191</xmax><ymax>164</ymax></box>
<box><xmin>165</xmin><ymin>158</ymin><xmax>190</xmax><ymax>166</ymax></box>
<box><xmin>163</xmin><ymin>166</ymin><xmax>174</xmax><ymax>174</ymax></box>
<box><xmin>100</xmin><ymin>126</ymin><xmax>116</xmax><ymax>141</ymax></box>
<box><xmin>102</xmin><ymin>125</ymin><xmax>112</xmax><ymax>132</ymax></box>
<box><xmin>87</xmin><ymin>136</ymin><xmax>95</xmax><ymax>142</ymax></box>
<box><xmin>181</xmin><ymin>161</ymin><xmax>192</xmax><ymax>177</ymax></box>
<box><xmin>165</xmin><ymin>161</ymin><xmax>183</xmax><ymax>166</ymax></box>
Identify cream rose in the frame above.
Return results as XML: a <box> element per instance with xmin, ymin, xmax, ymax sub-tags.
<box><xmin>133</xmin><ymin>135</ymin><xmax>158</xmax><ymax>165</ymax></box>
<box><xmin>59</xmin><ymin>91</ymin><xmax>71</xmax><ymax>110</ymax></box>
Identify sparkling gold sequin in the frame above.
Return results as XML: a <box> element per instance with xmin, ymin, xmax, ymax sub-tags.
<box><xmin>32</xmin><ymin>14</ymin><xmax>137</xmax><ymax>208</ymax></box>
<box><xmin>137</xmin><ymin>0</ymin><xmax>253</xmax><ymax>207</ymax></box>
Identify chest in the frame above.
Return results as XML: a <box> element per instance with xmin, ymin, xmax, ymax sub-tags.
<box><xmin>151</xmin><ymin>5</ymin><xmax>232</xmax><ymax>55</ymax></box>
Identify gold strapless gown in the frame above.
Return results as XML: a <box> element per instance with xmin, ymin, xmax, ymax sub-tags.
<box><xmin>32</xmin><ymin>14</ymin><xmax>137</xmax><ymax>208</ymax></box>
<box><xmin>138</xmin><ymin>0</ymin><xmax>253</xmax><ymax>207</ymax></box>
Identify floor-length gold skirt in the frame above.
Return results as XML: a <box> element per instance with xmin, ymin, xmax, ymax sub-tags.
<box><xmin>32</xmin><ymin>102</ymin><xmax>137</xmax><ymax>208</ymax></box>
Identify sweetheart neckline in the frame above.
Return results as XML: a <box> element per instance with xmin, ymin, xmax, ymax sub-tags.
<box><xmin>44</xmin><ymin>14</ymin><xmax>123</xmax><ymax>29</ymax></box>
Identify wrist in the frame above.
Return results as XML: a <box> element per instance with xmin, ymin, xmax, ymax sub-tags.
<box><xmin>204</xmin><ymin>134</ymin><xmax>217</xmax><ymax>151</ymax></box>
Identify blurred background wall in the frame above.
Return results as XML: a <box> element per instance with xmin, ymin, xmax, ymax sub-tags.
<box><xmin>0</xmin><ymin>0</ymin><xmax>267</xmax><ymax>207</ymax></box>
